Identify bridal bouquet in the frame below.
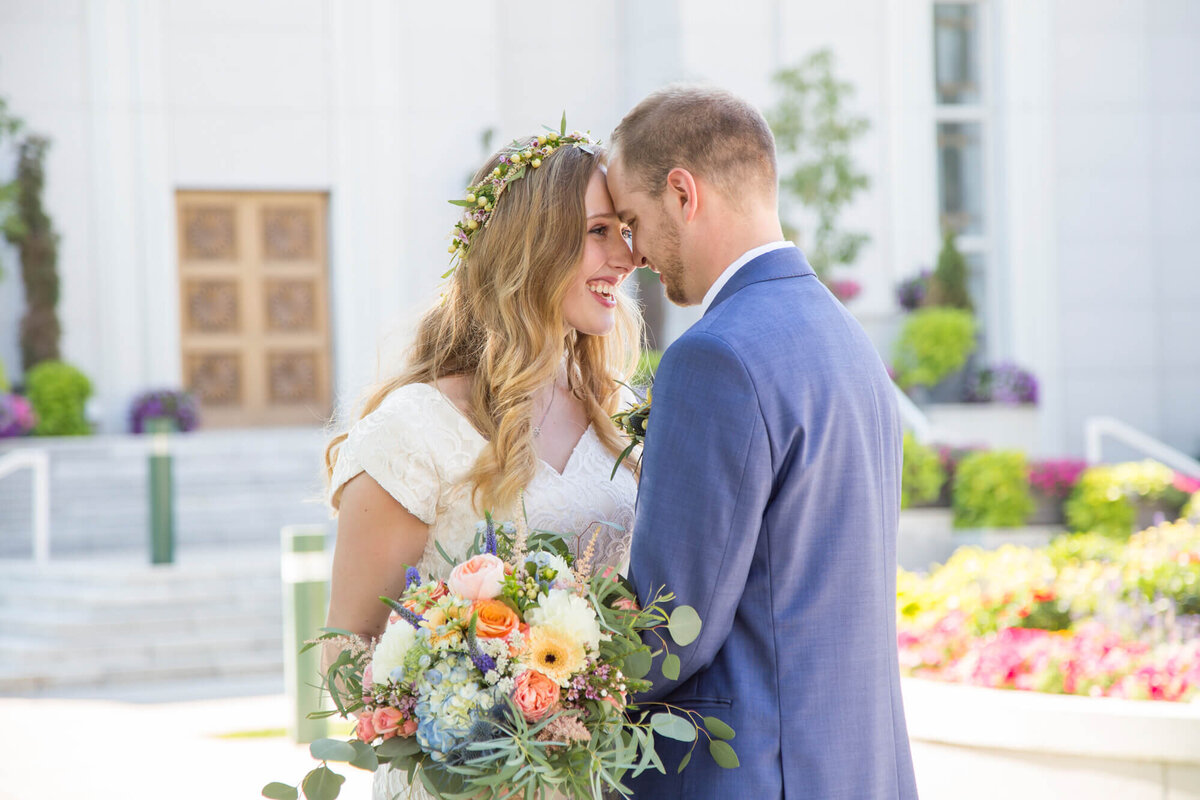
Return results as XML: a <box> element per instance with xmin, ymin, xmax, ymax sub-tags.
<box><xmin>264</xmin><ymin>515</ymin><xmax>737</xmax><ymax>800</ymax></box>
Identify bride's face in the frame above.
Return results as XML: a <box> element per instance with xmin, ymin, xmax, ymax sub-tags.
<box><xmin>561</xmin><ymin>169</ymin><xmax>634</xmax><ymax>336</ymax></box>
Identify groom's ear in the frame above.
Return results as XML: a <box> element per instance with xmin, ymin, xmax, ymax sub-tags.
<box><xmin>665</xmin><ymin>167</ymin><xmax>700</xmax><ymax>224</ymax></box>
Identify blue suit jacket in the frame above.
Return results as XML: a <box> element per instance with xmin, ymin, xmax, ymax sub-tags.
<box><xmin>627</xmin><ymin>248</ymin><xmax>918</xmax><ymax>799</ymax></box>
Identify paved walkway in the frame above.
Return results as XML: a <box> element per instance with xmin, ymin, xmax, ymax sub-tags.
<box><xmin>0</xmin><ymin>678</ymin><xmax>374</xmax><ymax>799</ymax></box>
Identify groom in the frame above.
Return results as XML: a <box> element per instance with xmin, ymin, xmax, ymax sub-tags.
<box><xmin>608</xmin><ymin>86</ymin><xmax>919</xmax><ymax>799</ymax></box>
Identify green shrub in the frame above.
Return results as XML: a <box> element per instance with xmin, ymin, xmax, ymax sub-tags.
<box><xmin>632</xmin><ymin>349</ymin><xmax>661</xmax><ymax>389</ymax></box>
<box><xmin>1184</xmin><ymin>492</ymin><xmax>1200</xmax><ymax>522</ymax></box>
<box><xmin>26</xmin><ymin>360</ymin><xmax>91</xmax><ymax>436</ymax></box>
<box><xmin>901</xmin><ymin>433</ymin><xmax>946</xmax><ymax>509</ymax></box>
<box><xmin>1064</xmin><ymin>461</ymin><xmax>1176</xmax><ymax>538</ymax></box>
<box><xmin>892</xmin><ymin>307</ymin><xmax>976</xmax><ymax>389</ymax></box>
<box><xmin>952</xmin><ymin>450</ymin><xmax>1034</xmax><ymax>528</ymax></box>
<box><xmin>926</xmin><ymin>232</ymin><xmax>974</xmax><ymax>311</ymax></box>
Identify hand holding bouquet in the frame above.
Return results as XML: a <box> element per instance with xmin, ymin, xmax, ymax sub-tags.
<box><xmin>264</xmin><ymin>514</ymin><xmax>737</xmax><ymax>800</ymax></box>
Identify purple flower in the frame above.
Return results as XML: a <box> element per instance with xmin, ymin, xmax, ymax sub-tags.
<box><xmin>966</xmin><ymin>363</ymin><xmax>1039</xmax><ymax>405</ymax></box>
<box><xmin>129</xmin><ymin>389</ymin><xmax>200</xmax><ymax>433</ymax></box>
<box><xmin>897</xmin><ymin>270</ymin><xmax>932</xmax><ymax>311</ymax></box>
<box><xmin>405</xmin><ymin>567</ymin><xmax>422</xmax><ymax>590</ymax></box>
<box><xmin>0</xmin><ymin>394</ymin><xmax>36</xmax><ymax>437</ymax></box>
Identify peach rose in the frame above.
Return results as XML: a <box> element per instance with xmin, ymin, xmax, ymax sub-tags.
<box><xmin>372</xmin><ymin>707</ymin><xmax>404</xmax><ymax>740</ymax></box>
<box><xmin>613</xmin><ymin>597</ymin><xmax>640</xmax><ymax>613</ymax></box>
<box><xmin>449</xmin><ymin>554</ymin><xmax>506</xmax><ymax>601</ymax></box>
<box><xmin>355</xmin><ymin>713</ymin><xmax>377</xmax><ymax>742</ymax></box>
<box><xmin>399</xmin><ymin>718</ymin><xmax>418</xmax><ymax>737</ymax></box>
<box><xmin>513</xmin><ymin>669</ymin><xmax>560</xmax><ymax>721</ymax></box>
<box><xmin>473</xmin><ymin>599</ymin><xmax>520</xmax><ymax>639</ymax></box>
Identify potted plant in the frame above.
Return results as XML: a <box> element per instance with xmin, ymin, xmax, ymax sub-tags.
<box><xmin>1027</xmin><ymin>459</ymin><xmax>1086</xmax><ymax>525</ymax></box>
<box><xmin>1065</xmin><ymin>461</ymin><xmax>1185</xmax><ymax>538</ymax></box>
<box><xmin>952</xmin><ymin>450</ymin><xmax>1035</xmax><ymax>529</ymax></box>
<box><xmin>896</xmin><ymin>270</ymin><xmax>932</xmax><ymax>312</ymax></box>
<box><xmin>129</xmin><ymin>388</ymin><xmax>200</xmax><ymax>434</ymax></box>
<box><xmin>25</xmin><ymin>360</ymin><xmax>91</xmax><ymax>436</ymax></box>
<box><xmin>0</xmin><ymin>392</ymin><xmax>36</xmax><ymax>438</ymax></box>
<box><xmin>965</xmin><ymin>363</ymin><xmax>1039</xmax><ymax>405</ymax></box>
<box><xmin>902</xmin><ymin>433</ymin><xmax>947</xmax><ymax>509</ymax></box>
<box><xmin>892</xmin><ymin>307</ymin><xmax>977</xmax><ymax>403</ymax></box>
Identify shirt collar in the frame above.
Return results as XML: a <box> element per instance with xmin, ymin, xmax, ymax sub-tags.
<box><xmin>700</xmin><ymin>241</ymin><xmax>796</xmax><ymax>314</ymax></box>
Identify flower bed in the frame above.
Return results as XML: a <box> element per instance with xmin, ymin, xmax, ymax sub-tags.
<box><xmin>897</xmin><ymin>519</ymin><xmax>1200</xmax><ymax>702</ymax></box>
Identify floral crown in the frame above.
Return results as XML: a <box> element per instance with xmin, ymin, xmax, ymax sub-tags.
<box><xmin>445</xmin><ymin>114</ymin><xmax>598</xmax><ymax>276</ymax></box>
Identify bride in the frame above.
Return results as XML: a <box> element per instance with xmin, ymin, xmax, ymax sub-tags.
<box><xmin>322</xmin><ymin>127</ymin><xmax>641</xmax><ymax>798</ymax></box>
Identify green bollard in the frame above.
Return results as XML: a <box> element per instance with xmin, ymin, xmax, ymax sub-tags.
<box><xmin>282</xmin><ymin>524</ymin><xmax>330</xmax><ymax>744</ymax></box>
<box><xmin>147</xmin><ymin>417</ymin><xmax>175</xmax><ymax>565</ymax></box>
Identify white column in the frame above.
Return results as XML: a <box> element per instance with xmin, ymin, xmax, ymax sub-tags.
<box><xmin>996</xmin><ymin>0</ymin><xmax>1059</xmax><ymax>454</ymax></box>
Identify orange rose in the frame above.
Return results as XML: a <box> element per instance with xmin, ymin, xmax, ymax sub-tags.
<box><xmin>473</xmin><ymin>599</ymin><xmax>519</xmax><ymax>639</ymax></box>
<box><xmin>512</xmin><ymin>669</ymin><xmax>560</xmax><ymax>721</ymax></box>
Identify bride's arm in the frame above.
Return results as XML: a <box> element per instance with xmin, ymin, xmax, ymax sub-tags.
<box><xmin>322</xmin><ymin>472</ymin><xmax>430</xmax><ymax>687</ymax></box>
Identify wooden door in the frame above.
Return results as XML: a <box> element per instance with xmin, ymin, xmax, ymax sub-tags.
<box><xmin>177</xmin><ymin>191</ymin><xmax>332</xmax><ymax>428</ymax></box>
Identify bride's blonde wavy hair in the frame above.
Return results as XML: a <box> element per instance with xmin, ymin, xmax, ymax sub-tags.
<box><xmin>325</xmin><ymin>143</ymin><xmax>642</xmax><ymax>515</ymax></box>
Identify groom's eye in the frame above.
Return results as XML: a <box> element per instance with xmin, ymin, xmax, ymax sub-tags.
<box><xmin>621</xmin><ymin>227</ymin><xmax>633</xmax><ymax>243</ymax></box>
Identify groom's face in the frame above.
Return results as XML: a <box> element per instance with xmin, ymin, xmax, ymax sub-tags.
<box><xmin>607</xmin><ymin>157</ymin><xmax>690</xmax><ymax>306</ymax></box>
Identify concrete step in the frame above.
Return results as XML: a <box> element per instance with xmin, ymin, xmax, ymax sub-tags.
<box><xmin>0</xmin><ymin>648</ymin><xmax>285</xmax><ymax>694</ymax></box>
<box><xmin>0</xmin><ymin>606</ymin><xmax>283</xmax><ymax>639</ymax></box>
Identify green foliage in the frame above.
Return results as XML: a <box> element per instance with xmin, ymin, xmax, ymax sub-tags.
<box><xmin>0</xmin><ymin>94</ymin><xmax>25</xmax><ymax>283</ymax></box>
<box><xmin>952</xmin><ymin>450</ymin><xmax>1035</xmax><ymax>528</ymax></box>
<box><xmin>632</xmin><ymin>349</ymin><xmax>661</xmax><ymax>388</ymax></box>
<box><xmin>926</xmin><ymin>232</ymin><xmax>974</xmax><ymax>311</ymax></box>
<box><xmin>901</xmin><ymin>433</ymin><xmax>946</xmax><ymax>509</ymax></box>
<box><xmin>1184</xmin><ymin>491</ymin><xmax>1200</xmax><ymax>522</ymax></box>
<box><xmin>892</xmin><ymin>307</ymin><xmax>976</xmax><ymax>389</ymax></box>
<box><xmin>4</xmin><ymin>135</ymin><xmax>62</xmax><ymax>370</ymax></box>
<box><xmin>768</xmin><ymin>49</ymin><xmax>871</xmax><ymax>277</ymax></box>
<box><xmin>25</xmin><ymin>360</ymin><xmax>90</xmax><ymax>436</ymax></box>
<box><xmin>1063</xmin><ymin>462</ymin><xmax>1176</xmax><ymax>538</ymax></box>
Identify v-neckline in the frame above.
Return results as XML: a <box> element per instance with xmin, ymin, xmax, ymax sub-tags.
<box><xmin>425</xmin><ymin>383</ymin><xmax>592</xmax><ymax>479</ymax></box>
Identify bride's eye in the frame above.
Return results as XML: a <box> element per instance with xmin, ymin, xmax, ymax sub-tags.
<box><xmin>590</xmin><ymin>225</ymin><xmax>607</xmax><ymax>237</ymax></box>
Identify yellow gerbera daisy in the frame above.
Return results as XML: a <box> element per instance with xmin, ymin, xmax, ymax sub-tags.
<box><xmin>526</xmin><ymin>625</ymin><xmax>586</xmax><ymax>686</ymax></box>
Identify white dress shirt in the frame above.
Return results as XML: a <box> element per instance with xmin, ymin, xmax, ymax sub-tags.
<box><xmin>700</xmin><ymin>240</ymin><xmax>796</xmax><ymax>314</ymax></box>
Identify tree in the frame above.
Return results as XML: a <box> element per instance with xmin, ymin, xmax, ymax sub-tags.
<box><xmin>4</xmin><ymin>135</ymin><xmax>62</xmax><ymax>370</ymax></box>
<box><xmin>768</xmin><ymin>49</ymin><xmax>871</xmax><ymax>279</ymax></box>
<box><xmin>926</xmin><ymin>231</ymin><xmax>973</xmax><ymax>312</ymax></box>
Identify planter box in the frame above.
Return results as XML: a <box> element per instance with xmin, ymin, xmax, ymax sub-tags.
<box><xmin>1027</xmin><ymin>492</ymin><xmax>1066</xmax><ymax>525</ymax></box>
<box><xmin>925</xmin><ymin>403</ymin><xmax>1041</xmax><ymax>455</ymax></box>
<box><xmin>903</xmin><ymin>677</ymin><xmax>1200</xmax><ymax>800</ymax></box>
<box><xmin>898</xmin><ymin>508</ymin><xmax>1061</xmax><ymax>572</ymax></box>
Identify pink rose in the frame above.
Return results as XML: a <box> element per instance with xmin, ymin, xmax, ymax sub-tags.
<box><xmin>372</xmin><ymin>707</ymin><xmax>404</xmax><ymax>740</ymax></box>
<box><xmin>400</xmin><ymin>718</ymin><xmax>418</xmax><ymax>737</ymax></box>
<box><xmin>448</xmin><ymin>554</ymin><xmax>506</xmax><ymax>601</ymax></box>
<box><xmin>613</xmin><ymin>598</ymin><xmax>639</xmax><ymax>612</ymax></box>
<box><xmin>512</xmin><ymin>669</ymin><xmax>560</xmax><ymax>721</ymax></box>
<box><xmin>356</xmin><ymin>713</ymin><xmax>378</xmax><ymax>742</ymax></box>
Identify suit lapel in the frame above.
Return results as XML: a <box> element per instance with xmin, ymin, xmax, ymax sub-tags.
<box><xmin>706</xmin><ymin>247</ymin><xmax>816</xmax><ymax>315</ymax></box>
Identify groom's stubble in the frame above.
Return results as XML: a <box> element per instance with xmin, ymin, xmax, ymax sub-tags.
<box><xmin>650</xmin><ymin>213</ymin><xmax>690</xmax><ymax>306</ymax></box>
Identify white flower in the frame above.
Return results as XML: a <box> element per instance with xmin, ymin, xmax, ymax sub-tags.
<box><xmin>525</xmin><ymin>588</ymin><xmax>608</xmax><ymax>652</ymax></box>
<box><xmin>371</xmin><ymin>621</ymin><xmax>417</xmax><ymax>685</ymax></box>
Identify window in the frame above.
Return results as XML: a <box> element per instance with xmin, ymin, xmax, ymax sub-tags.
<box><xmin>933</xmin><ymin>1</ymin><xmax>997</xmax><ymax>352</ymax></box>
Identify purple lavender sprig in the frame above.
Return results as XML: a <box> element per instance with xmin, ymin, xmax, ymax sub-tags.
<box><xmin>380</xmin><ymin>596</ymin><xmax>424</xmax><ymax>630</ymax></box>
<box><xmin>483</xmin><ymin>512</ymin><xmax>498</xmax><ymax>556</ymax></box>
<box><xmin>405</xmin><ymin>566</ymin><xmax>422</xmax><ymax>590</ymax></box>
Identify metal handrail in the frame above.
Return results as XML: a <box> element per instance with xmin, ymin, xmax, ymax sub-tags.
<box><xmin>894</xmin><ymin>382</ymin><xmax>934</xmax><ymax>443</ymax></box>
<box><xmin>1085</xmin><ymin>416</ymin><xmax>1200</xmax><ymax>479</ymax></box>
<box><xmin>0</xmin><ymin>448</ymin><xmax>51</xmax><ymax>562</ymax></box>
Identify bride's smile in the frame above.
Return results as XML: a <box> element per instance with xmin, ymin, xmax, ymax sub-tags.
<box><xmin>561</xmin><ymin>168</ymin><xmax>634</xmax><ymax>336</ymax></box>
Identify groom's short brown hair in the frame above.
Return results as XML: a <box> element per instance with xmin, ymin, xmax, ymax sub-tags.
<box><xmin>610</xmin><ymin>85</ymin><xmax>777</xmax><ymax>204</ymax></box>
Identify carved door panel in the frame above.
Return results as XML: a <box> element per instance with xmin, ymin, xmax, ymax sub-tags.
<box><xmin>177</xmin><ymin>192</ymin><xmax>332</xmax><ymax>428</ymax></box>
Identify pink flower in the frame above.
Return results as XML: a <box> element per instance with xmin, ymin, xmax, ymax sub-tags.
<box><xmin>356</xmin><ymin>714</ymin><xmax>377</xmax><ymax>742</ymax></box>
<box><xmin>613</xmin><ymin>598</ymin><xmax>639</xmax><ymax>612</ymax></box>
<box><xmin>448</xmin><ymin>554</ymin><xmax>506</xmax><ymax>601</ymax></box>
<box><xmin>512</xmin><ymin>669</ymin><xmax>560</xmax><ymax>721</ymax></box>
<box><xmin>372</xmin><ymin>707</ymin><xmax>404</xmax><ymax>740</ymax></box>
<box><xmin>362</xmin><ymin>664</ymin><xmax>374</xmax><ymax>693</ymax></box>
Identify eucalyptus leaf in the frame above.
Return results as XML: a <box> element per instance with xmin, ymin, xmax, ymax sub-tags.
<box><xmin>376</xmin><ymin>736</ymin><xmax>422</xmax><ymax>759</ymax></box>
<box><xmin>662</xmin><ymin>653</ymin><xmax>681</xmax><ymax>681</ymax></box>
<box><xmin>309</xmin><ymin>738</ymin><xmax>357</xmax><ymax>763</ymax></box>
<box><xmin>677</xmin><ymin>749</ymin><xmax>693</xmax><ymax>773</ymax></box>
<box><xmin>623</xmin><ymin>648</ymin><xmax>652</xmax><ymax>680</ymax></box>
<box><xmin>650</xmin><ymin>712</ymin><xmax>696</xmax><ymax>743</ymax></box>
<box><xmin>668</xmin><ymin>605</ymin><xmax>702</xmax><ymax>646</ymax></box>
<box><xmin>262</xmin><ymin>782</ymin><xmax>298</xmax><ymax>800</ymax></box>
<box><xmin>448</xmin><ymin>199</ymin><xmax>475</xmax><ymax>207</ymax></box>
<box><xmin>703</xmin><ymin>715</ymin><xmax>736</xmax><ymax>740</ymax></box>
<box><xmin>708</xmin><ymin>739</ymin><xmax>740</xmax><ymax>769</ymax></box>
<box><xmin>348</xmin><ymin>740</ymin><xmax>379</xmax><ymax>771</ymax></box>
<box><xmin>301</xmin><ymin>766</ymin><xmax>345</xmax><ymax>800</ymax></box>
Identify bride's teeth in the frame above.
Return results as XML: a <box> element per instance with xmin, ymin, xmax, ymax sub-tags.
<box><xmin>587</xmin><ymin>282</ymin><xmax>614</xmax><ymax>298</ymax></box>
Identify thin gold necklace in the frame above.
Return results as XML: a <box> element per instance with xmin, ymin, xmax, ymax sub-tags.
<box><xmin>532</xmin><ymin>384</ymin><xmax>556</xmax><ymax>438</ymax></box>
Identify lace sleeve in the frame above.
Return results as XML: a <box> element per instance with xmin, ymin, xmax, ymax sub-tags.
<box><xmin>330</xmin><ymin>386</ymin><xmax>441</xmax><ymax>524</ymax></box>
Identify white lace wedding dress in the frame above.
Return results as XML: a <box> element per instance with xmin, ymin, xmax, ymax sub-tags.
<box><xmin>329</xmin><ymin>382</ymin><xmax>638</xmax><ymax>800</ymax></box>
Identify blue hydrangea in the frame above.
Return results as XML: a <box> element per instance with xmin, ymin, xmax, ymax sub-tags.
<box><xmin>413</xmin><ymin>652</ymin><xmax>500</xmax><ymax>762</ymax></box>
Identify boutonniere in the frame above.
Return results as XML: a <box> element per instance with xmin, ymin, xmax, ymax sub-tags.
<box><xmin>610</xmin><ymin>385</ymin><xmax>650</xmax><ymax>479</ymax></box>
